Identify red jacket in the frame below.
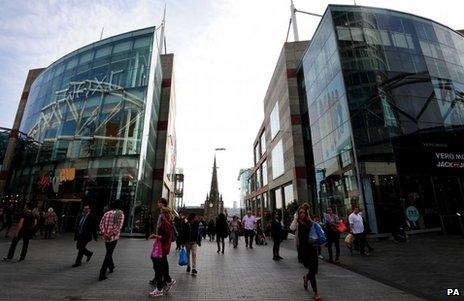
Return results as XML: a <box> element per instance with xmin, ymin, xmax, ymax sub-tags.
<box><xmin>158</xmin><ymin>217</ymin><xmax>173</xmax><ymax>255</ymax></box>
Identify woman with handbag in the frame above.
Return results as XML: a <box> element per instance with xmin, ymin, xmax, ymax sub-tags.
<box><xmin>149</xmin><ymin>200</ymin><xmax>176</xmax><ymax>298</ymax></box>
<box><xmin>323</xmin><ymin>207</ymin><xmax>341</xmax><ymax>263</ymax></box>
<box><xmin>297</xmin><ymin>209</ymin><xmax>321</xmax><ymax>301</ymax></box>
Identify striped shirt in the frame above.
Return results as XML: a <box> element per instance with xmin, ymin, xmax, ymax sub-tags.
<box><xmin>99</xmin><ymin>210</ymin><xmax>125</xmax><ymax>242</ymax></box>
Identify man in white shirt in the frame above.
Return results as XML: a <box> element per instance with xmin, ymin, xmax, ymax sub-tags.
<box><xmin>242</xmin><ymin>211</ymin><xmax>256</xmax><ymax>249</ymax></box>
<box><xmin>348</xmin><ymin>206</ymin><xmax>367</xmax><ymax>255</ymax></box>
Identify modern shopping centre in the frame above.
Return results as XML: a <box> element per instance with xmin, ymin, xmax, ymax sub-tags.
<box><xmin>298</xmin><ymin>5</ymin><xmax>464</xmax><ymax>234</ymax></box>
<box><xmin>247</xmin><ymin>4</ymin><xmax>464</xmax><ymax>235</ymax></box>
<box><xmin>0</xmin><ymin>26</ymin><xmax>177</xmax><ymax>234</ymax></box>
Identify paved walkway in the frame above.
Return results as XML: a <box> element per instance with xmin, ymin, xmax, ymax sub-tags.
<box><xmin>306</xmin><ymin>233</ymin><xmax>464</xmax><ymax>301</ymax></box>
<box><xmin>0</xmin><ymin>234</ymin><xmax>423</xmax><ymax>300</ymax></box>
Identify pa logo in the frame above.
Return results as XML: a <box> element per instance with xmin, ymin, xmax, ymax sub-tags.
<box><xmin>446</xmin><ymin>288</ymin><xmax>461</xmax><ymax>296</ymax></box>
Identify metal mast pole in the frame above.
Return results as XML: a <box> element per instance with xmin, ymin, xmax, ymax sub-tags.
<box><xmin>290</xmin><ymin>0</ymin><xmax>299</xmax><ymax>41</ymax></box>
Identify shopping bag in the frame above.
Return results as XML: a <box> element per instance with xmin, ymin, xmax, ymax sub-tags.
<box><xmin>151</xmin><ymin>238</ymin><xmax>163</xmax><ymax>259</ymax></box>
<box><xmin>309</xmin><ymin>223</ymin><xmax>326</xmax><ymax>246</ymax></box>
<box><xmin>178</xmin><ymin>248</ymin><xmax>188</xmax><ymax>266</ymax></box>
<box><xmin>336</xmin><ymin>220</ymin><xmax>348</xmax><ymax>233</ymax></box>
<box><xmin>345</xmin><ymin>233</ymin><xmax>355</xmax><ymax>244</ymax></box>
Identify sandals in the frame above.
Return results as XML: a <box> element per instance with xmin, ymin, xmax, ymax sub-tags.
<box><xmin>303</xmin><ymin>275</ymin><xmax>308</xmax><ymax>290</ymax></box>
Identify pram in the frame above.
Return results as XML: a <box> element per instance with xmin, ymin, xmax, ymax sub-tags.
<box><xmin>255</xmin><ymin>230</ymin><xmax>267</xmax><ymax>245</ymax></box>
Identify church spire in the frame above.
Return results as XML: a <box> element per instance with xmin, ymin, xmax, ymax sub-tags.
<box><xmin>209</xmin><ymin>155</ymin><xmax>219</xmax><ymax>201</ymax></box>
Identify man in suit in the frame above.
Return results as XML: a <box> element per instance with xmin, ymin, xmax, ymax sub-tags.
<box><xmin>72</xmin><ymin>203</ymin><xmax>98</xmax><ymax>267</ymax></box>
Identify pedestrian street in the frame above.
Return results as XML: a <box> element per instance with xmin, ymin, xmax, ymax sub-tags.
<box><xmin>0</xmin><ymin>235</ymin><xmax>423</xmax><ymax>300</ymax></box>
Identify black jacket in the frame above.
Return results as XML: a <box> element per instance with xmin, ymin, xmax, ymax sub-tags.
<box><xmin>74</xmin><ymin>213</ymin><xmax>98</xmax><ymax>242</ymax></box>
<box><xmin>180</xmin><ymin>221</ymin><xmax>199</xmax><ymax>244</ymax></box>
<box><xmin>271</xmin><ymin>219</ymin><xmax>283</xmax><ymax>242</ymax></box>
<box><xmin>215</xmin><ymin>217</ymin><xmax>229</xmax><ymax>238</ymax></box>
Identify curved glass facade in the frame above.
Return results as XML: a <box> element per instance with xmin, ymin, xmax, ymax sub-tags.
<box><xmin>299</xmin><ymin>5</ymin><xmax>464</xmax><ymax>233</ymax></box>
<box><xmin>8</xmin><ymin>27</ymin><xmax>163</xmax><ymax>233</ymax></box>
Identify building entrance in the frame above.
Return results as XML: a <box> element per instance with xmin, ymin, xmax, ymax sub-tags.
<box><xmin>433</xmin><ymin>176</ymin><xmax>464</xmax><ymax>235</ymax></box>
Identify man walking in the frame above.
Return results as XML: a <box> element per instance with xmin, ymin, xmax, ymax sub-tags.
<box><xmin>3</xmin><ymin>203</ymin><xmax>35</xmax><ymax>261</ymax></box>
<box><xmin>72</xmin><ymin>203</ymin><xmax>98</xmax><ymax>267</ymax></box>
<box><xmin>242</xmin><ymin>210</ymin><xmax>256</xmax><ymax>248</ymax></box>
<box><xmin>349</xmin><ymin>206</ymin><xmax>367</xmax><ymax>256</ymax></box>
<box><xmin>99</xmin><ymin>200</ymin><xmax>124</xmax><ymax>280</ymax></box>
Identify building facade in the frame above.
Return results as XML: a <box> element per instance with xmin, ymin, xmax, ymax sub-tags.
<box><xmin>298</xmin><ymin>5</ymin><xmax>464</xmax><ymax>234</ymax></box>
<box><xmin>3</xmin><ymin>27</ymin><xmax>177</xmax><ymax>234</ymax></box>
<box><xmin>246</xmin><ymin>41</ymin><xmax>312</xmax><ymax>223</ymax></box>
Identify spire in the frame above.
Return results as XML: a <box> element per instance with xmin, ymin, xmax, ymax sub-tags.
<box><xmin>209</xmin><ymin>155</ymin><xmax>219</xmax><ymax>203</ymax></box>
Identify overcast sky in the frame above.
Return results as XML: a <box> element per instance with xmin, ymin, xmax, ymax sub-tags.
<box><xmin>0</xmin><ymin>0</ymin><xmax>463</xmax><ymax>207</ymax></box>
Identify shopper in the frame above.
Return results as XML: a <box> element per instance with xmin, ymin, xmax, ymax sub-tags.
<box><xmin>0</xmin><ymin>204</ymin><xmax>13</xmax><ymax>238</ymax></box>
<box><xmin>72</xmin><ymin>203</ymin><xmax>98</xmax><ymax>267</ymax></box>
<box><xmin>98</xmin><ymin>200</ymin><xmax>124</xmax><ymax>280</ymax></box>
<box><xmin>229</xmin><ymin>216</ymin><xmax>240</xmax><ymax>248</ymax></box>
<box><xmin>298</xmin><ymin>209</ymin><xmax>321</xmax><ymax>301</ymax></box>
<box><xmin>290</xmin><ymin>203</ymin><xmax>310</xmax><ymax>263</ymax></box>
<box><xmin>3</xmin><ymin>203</ymin><xmax>36</xmax><ymax>262</ymax></box>
<box><xmin>44</xmin><ymin>207</ymin><xmax>58</xmax><ymax>239</ymax></box>
<box><xmin>149</xmin><ymin>205</ymin><xmax>176</xmax><ymax>298</ymax></box>
<box><xmin>180</xmin><ymin>213</ymin><xmax>200</xmax><ymax>275</ymax></box>
<box><xmin>215</xmin><ymin>213</ymin><xmax>228</xmax><ymax>253</ymax></box>
<box><xmin>323</xmin><ymin>207</ymin><xmax>341</xmax><ymax>263</ymax></box>
<box><xmin>349</xmin><ymin>206</ymin><xmax>367</xmax><ymax>256</ymax></box>
<box><xmin>208</xmin><ymin>218</ymin><xmax>215</xmax><ymax>241</ymax></box>
<box><xmin>271</xmin><ymin>211</ymin><xmax>284</xmax><ymax>260</ymax></box>
<box><xmin>242</xmin><ymin>210</ymin><xmax>256</xmax><ymax>248</ymax></box>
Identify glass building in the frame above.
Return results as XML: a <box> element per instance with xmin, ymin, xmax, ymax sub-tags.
<box><xmin>6</xmin><ymin>27</ymin><xmax>169</xmax><ymax>233</ymax></box>
<box><xmin>298</xmin><ymin>5</ymin><xmax>464</xmax><ymax>234</ymax></box>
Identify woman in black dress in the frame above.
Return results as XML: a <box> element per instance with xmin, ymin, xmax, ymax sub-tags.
<box><xmin>296</xmin><ymin>209</ymin><xmax>321</xmax><ymax>301</ymax></box>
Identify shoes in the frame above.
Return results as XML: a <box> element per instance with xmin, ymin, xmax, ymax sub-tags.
<box><xmin>313</xmin><ymin>293</ymin><xmax>321</xmax><ymax>301</ymax></box>
<box><xmin>217</xmin><ymin>250</ymin><xmax>220</xmax><ymax>253</ymax></box>
<box><xmin>148</xmin><ymin>289</ymin><xmax>164</xmax><ymax>298</ymax></box>
<box><xmin>221</xmin><ymin>250</ymin><xmax>224</xmax><ymax>254</ymax></box>
<box><xmin>191</xmin><ymin>269</ymin><xmax>197</xmax><ymax>275</ymax></box>
<box><xmin>277</xmin><ymin>256</ymin><xmax>283</xmax><ymax>260</ymax></box>
<box><xmin>249</xmin><ymin>246</ymin><xmax>253</xmax><ymax>249</ymax></box>
<box><xmin>149</xmin><ymin>279</ymin><xmax>155</xmax><ymax>285</ymax></box>
<box><xmin>303</xmin><ymin>275</ymin><xmax>308</xmax><ymax>290</ymax></box>
<box><xmin>86</xmin><ymin>252</ymin><xmax>93</xmax><ymax>262</ymax></box>
<box><xmin>272</xmin><ymin>257</ymin><xmax>278</xmax><ymax>261</ymax></box>
<box><xmin>72</xmin><ymin>263</ymin><xmax>81</xmax><ymax>268</ymax></box>
<box><xmin>2</xmin><ymin>257</ymin><xmax>11</xmax><ymax>262</ymax></box>
<box><xmin>186</xmin><ymin>266</ymin><xmax>191</xmax><ymax>273</ymax></box>
<box><xmin>98</xmin><ymin>275</ymin><xmax>107</xmax><ymax>281</ymax></box>
<box><xmin>164</xmin><ymin>279</ymin><xmax>177</xmax><ymax>292</ymax></box>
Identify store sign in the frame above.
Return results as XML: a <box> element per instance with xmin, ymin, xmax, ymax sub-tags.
<box><xmin>59</xmin><ymin>168</ymin><xmax>75</xmax><ymax>182</ymax></box>
<box><xmin>434</xmin><ymin>152</ymin><xmax>464</xmax><ymax>169</ymax></box>
<box><xmin>405</xmin><ymin>206</ymin><xmax>420</xmax><ymax>222</ymax></box>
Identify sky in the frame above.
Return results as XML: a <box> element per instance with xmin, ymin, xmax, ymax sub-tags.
<box><xmin>0</xmin><ymin>0</ymin><xmax>463</xmax><ymax>208</ymax></box>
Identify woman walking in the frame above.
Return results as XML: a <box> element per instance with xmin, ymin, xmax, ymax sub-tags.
<box><xmin>297</xmin><ymin>209</ymin><xmax>321</xmax><ymax>301</ymax></box>
<box><xmin>323</xmin><ymin>207</ymin><xmax>341</xmax><ymax>263</ymax></box>
<box><xmin>149</xmin><ymin>205</ymin><xmax>176</xmax><ymax>298</ymax></box>
<box><xmin>44</xmin><ymin>208</ymin><xmax>57</xmax><ymax>239</ymax></box>
<box><xmin>229</xmin><ymin>216</ymin><xmax>240</xmax><ymax>248</ymax></box>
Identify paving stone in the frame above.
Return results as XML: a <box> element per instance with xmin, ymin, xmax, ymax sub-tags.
<box><xmin>0</xmin><ymin>234</ymin><xmax>423</xmax><ymax>300</ymax></box>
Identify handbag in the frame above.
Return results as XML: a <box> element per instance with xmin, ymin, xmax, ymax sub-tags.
<box><xmin>178</xmin><ymin>247</ymin><xmax>188</xmax><ymax>266</ymax></box>
<box><xmin>309</xmin><ymin>223</ymin><xmax>326</xmax><ymax>246</ymax></box>
<box><xmin>345</xmin><ymin>233</ymin><xmax>355</xmax><ymax>244</ymax></box>
<box><xmin>151</xmin><ymin>238</ymin><xmax>163</xmax><ymax>259</ymax></box>
<box><xmin>335</xmin><ymin>220</ymin><xmax>348</xmax><ymax>233</ymax></box>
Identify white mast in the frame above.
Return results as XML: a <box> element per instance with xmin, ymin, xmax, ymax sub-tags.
<box><xmin>290</xmin><ymin>0</ymin><xmax>299</xmax><ymax>41</ymax></box>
